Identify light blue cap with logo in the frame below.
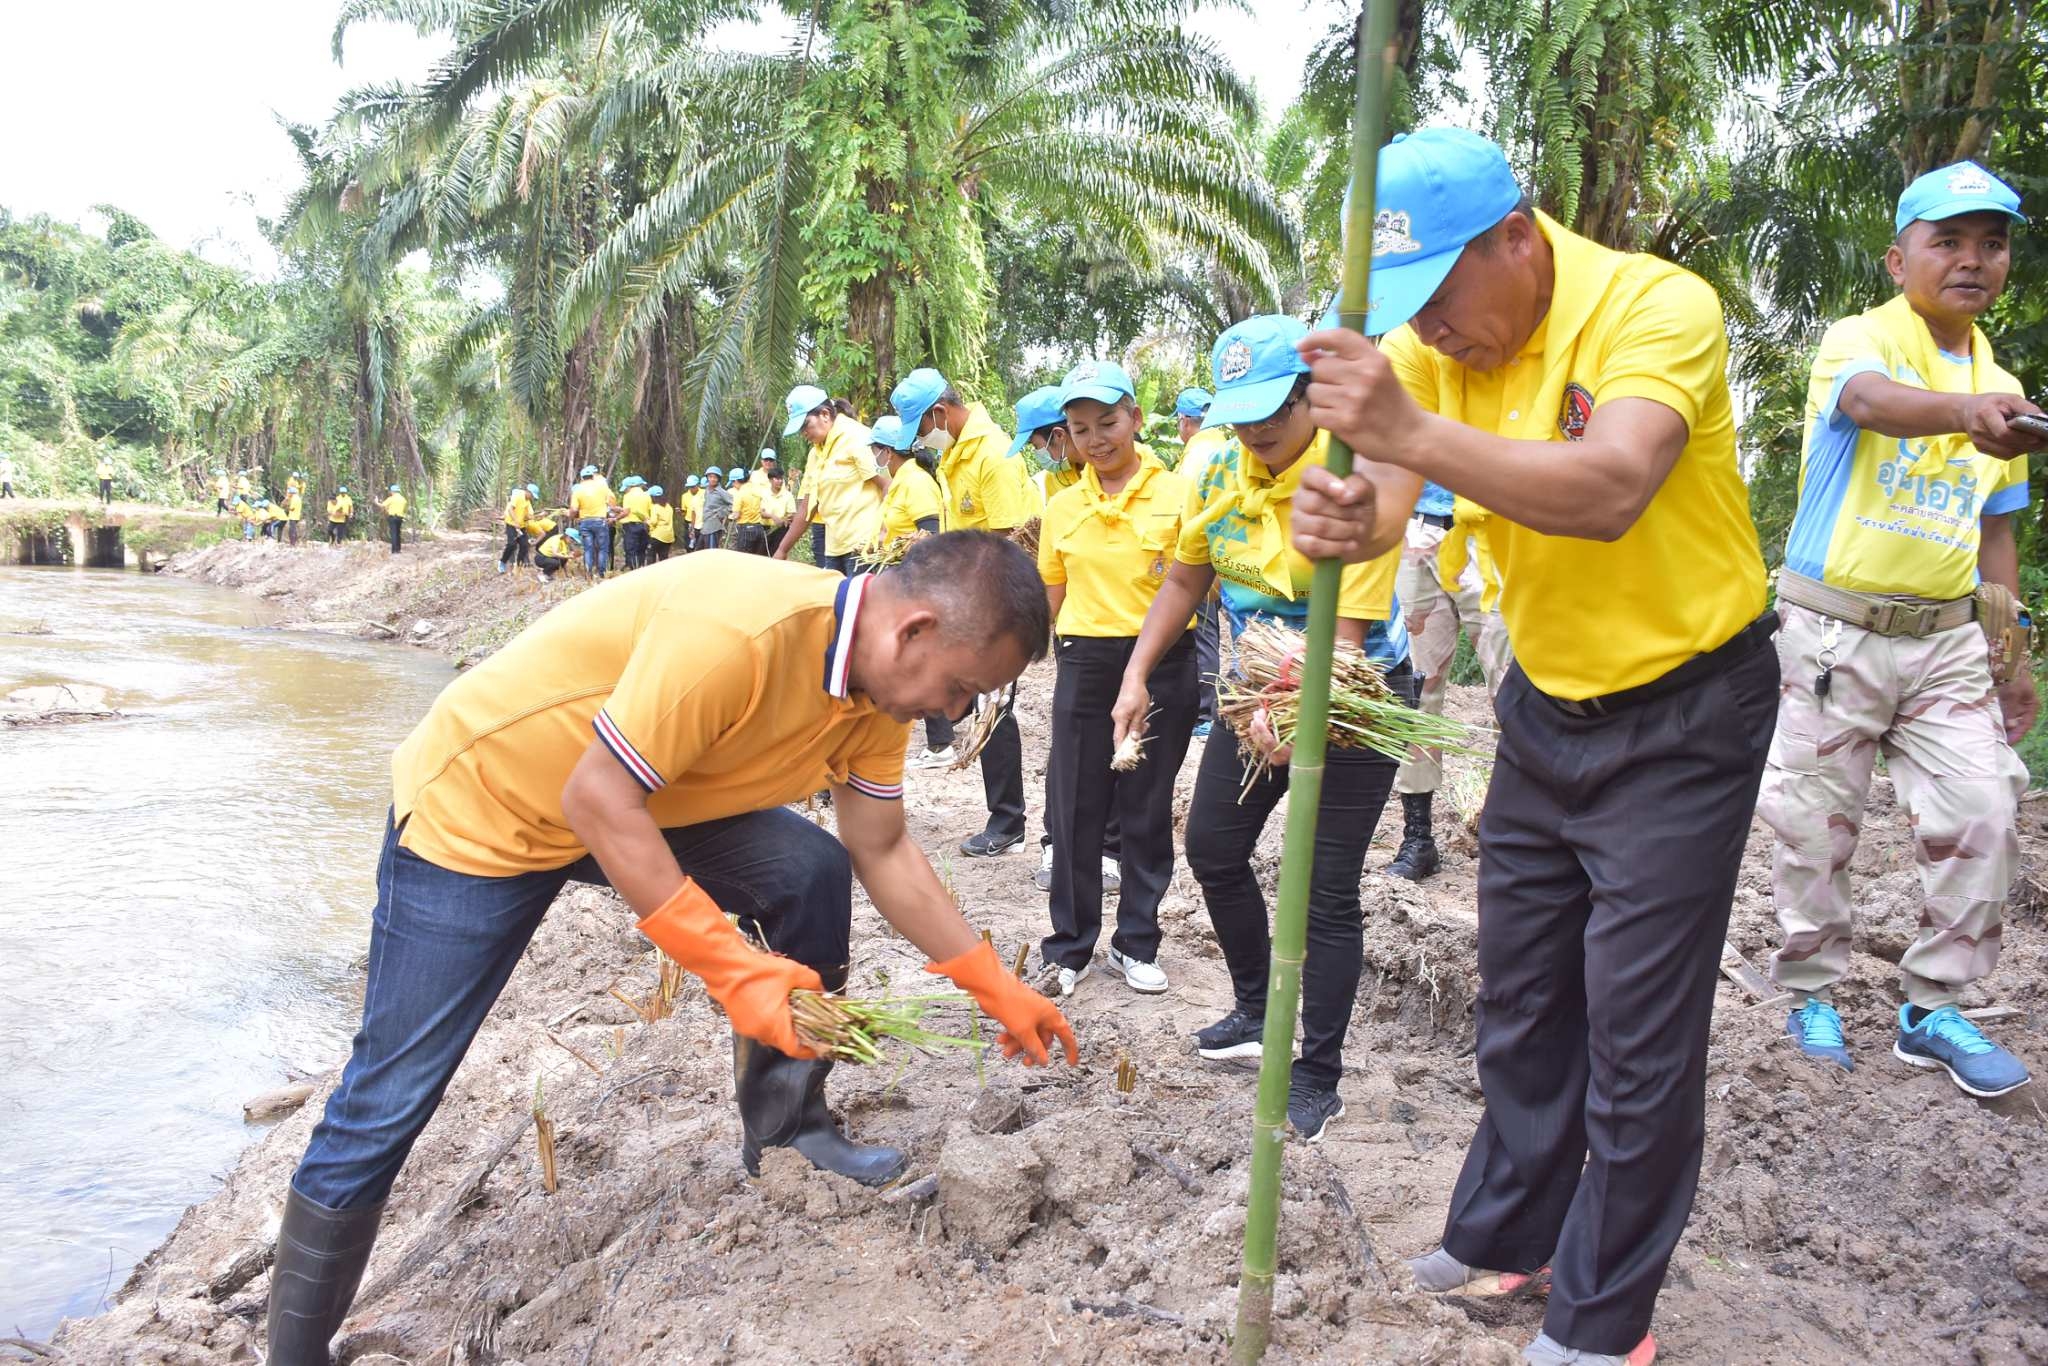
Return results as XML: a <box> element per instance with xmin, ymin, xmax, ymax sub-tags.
<box><xmin>1058</xmin><ymin>359</ymin><xmax>1136</xmax><ymax>412</ymax></box>
<box><xmin>1202</xmin><ymin>315</ymin><xmax>1312</xmax><ymax>429</ymax></box>
<box><xmin>1895</xmin><ymin>161</ymin><xmax>2025</xmax><ymax>234</ymax></box>
<box><xmin>1005</xmin><ymin>384</ymin><xmax>1066</xmax><ymax>457</ymax></box>
<box><xmin>890</xmin><ymin>368</ymin><xmax>949</xmax><ymax>434</ymax></box>
<box><xmin>1357</xmin><ymin>127</ymin><xmax>1522</xmax><ymax>337</ymax></box>
<box><xmin>870</xmin><ymin>414</ymin><xmax>913</xmax><ymax>452</ymax></box>
<box><xmin>685</xmin><ymin>475</ymin><xmax>700</xmax><ymax>488</ymax></box>
<box><xmin>781</xmin><ymin>384</ymin><xmax>829</xmax><ymax>437</ymax></box>
<box><xmin>1174</xmin><ymin>387</ymin><xmax>1213</xmax><ymax>420</ymax></box>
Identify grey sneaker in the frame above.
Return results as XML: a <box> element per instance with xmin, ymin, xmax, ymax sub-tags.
<box><xmin>1522</xmin><ymin>1331</ymin><xmax>1656</xmax><ymax>1364</ymax></box>
<box><xmin>1034</xmin><ymin>842</ymin><xmax>1054</xmax><ymax>893</ymax></box>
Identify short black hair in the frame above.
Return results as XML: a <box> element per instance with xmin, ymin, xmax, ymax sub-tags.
<box><xmin>938</xmin><ymin>385</ymin><xmax>965</xmax><ymax>407</ymax></box>
<box><xmin>889</xmin><ymin>530</ymin><xmax>1050</xmax><ymax>663</ymax></box>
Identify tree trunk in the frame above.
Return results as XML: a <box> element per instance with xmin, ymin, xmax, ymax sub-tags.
<box><xmin>560</xmin><ymin>319</ymin><xmax>601</xmax><ymax>488</ymax></box>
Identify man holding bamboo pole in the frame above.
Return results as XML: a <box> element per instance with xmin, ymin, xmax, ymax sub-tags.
<box><xmin>264</xmin><ymin>537</ymin><xmax>1076</xmax><ymax>1366</ymax></box>
<box><xmin>1289</xmin><ymin>127</ymin><xmax>1775</xmax><ymax>1365</ymax></box>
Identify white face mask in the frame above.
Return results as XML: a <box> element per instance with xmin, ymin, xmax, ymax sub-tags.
<box><xmin>918</xmin><ymin>426</ymin><xmax>955</xmax><ymax>454</ymax></box>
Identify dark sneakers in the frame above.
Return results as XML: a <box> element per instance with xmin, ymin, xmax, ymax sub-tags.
<box><xmin>1286</xmin><ymin>1081</ymin><xmax>1345</xmax><ymax>1142</ymax></box>
<box><xmin>959</xmin><ymin>829</ymin><xmax>1025</xmax><ymax>858</ymax></box>
<box><xmin>1195</xmin><ymin>1009</ymin><xmax>1264</xmax><ymax>1061</ymax></box>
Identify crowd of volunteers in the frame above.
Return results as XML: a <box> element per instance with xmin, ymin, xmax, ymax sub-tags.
<box><xmin>252</xmin><ymin>129</ymin><xmax>2042</xmax><ymax>1366</ymax></box>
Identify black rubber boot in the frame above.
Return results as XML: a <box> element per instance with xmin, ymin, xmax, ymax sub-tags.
<box><xmin>265</xmin><ymin>1185</ymin><xmax>385</xmax><ymax>1366</ymax></box>
<box><xmin>1384</xmin><ymin>791</ymin><xmax>1442</xmax><ymax>882</ymax></box>
<box><xmin>734</xmin><ymin>969</ymin><xmax>909</xmax><ymax>1187</ymax></box>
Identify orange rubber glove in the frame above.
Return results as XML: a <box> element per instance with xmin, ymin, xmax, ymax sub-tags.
<box><xmin>926</xmin><ymin>940</ymin><xmax>1079</xmax><ymax>1066</ymax></box>
<box><xmin>636</xmin><ymin>879</ymin><xmax>822</xmax><ymax>1059</ymax></box>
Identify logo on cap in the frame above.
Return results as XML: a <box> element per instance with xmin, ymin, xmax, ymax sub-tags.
<box><xmin>1220</xmin><ymin>340</ymin><xmax>1254</xmax><ymax>383</ymax></box>
<box><xmin>1373</xmin><ymin>209</ymin><xmax>1422</xmax><ymax>256</ymax></box>
<box><xmin>1071</xmin><ymin>361</ymin><xmax>1100</xmax><ymax>381</ymax></box>
<box><xmin>1558</xmin><ymin>383</ymin><xmax>1593</xmax><ymax>442</ymax></box>
<box><xmin>1947</xmin><ymin>165</ymin><xmax>1993</xmax><ymax>196</ymax></box>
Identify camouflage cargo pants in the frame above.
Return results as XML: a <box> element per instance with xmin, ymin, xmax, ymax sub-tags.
<box><xmin>1759</xmin><ymin>603</ymin><xmax>2026</xmax><ymax>1008</ymax></box>
<box><xmin>1393</xmin><ymin>533</ymin><xmax>1512</xmax><ymax>796</ymax></box>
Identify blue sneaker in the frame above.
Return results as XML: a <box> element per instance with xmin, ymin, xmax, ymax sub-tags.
<box><xmin>1192</xmin><ymin>719</ymin><xmax>1213</xmax><ymax>739</ymax></box>
<box><xmin>1894</xmin><ymin>1004</ymin><xmax>2032</xmax><ymax>1098</ymax></box>
<box><xmin>1786</xmin><ymin>1000</ymin><xmax>1852</xmax><ymax>1071</ymax></box>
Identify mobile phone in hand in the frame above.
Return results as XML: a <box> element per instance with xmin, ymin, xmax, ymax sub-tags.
<box><xmin>2013</xmin><ymin>411</ymin><xmax>2048</xmax><ymax>439</ymax></box>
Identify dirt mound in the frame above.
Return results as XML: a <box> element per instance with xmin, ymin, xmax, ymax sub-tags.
<box><xmin>53</xmin><ymin>548</ymin><xmax>2048</xmax><ymax>1363</ymax></box>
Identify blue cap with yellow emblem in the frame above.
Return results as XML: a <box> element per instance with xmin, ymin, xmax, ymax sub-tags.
<box><xmin>1355</xmin><ymin>127</ymin><xmax>1522</xmax><ymax>337</ymax></box>
<box><xmin>1895</xmin><ymin>161</ymin><xmax>2025</xmax><ymax>235</ymax></box>
<box><xmin>1202</xmin><ymin>315</ymin><xmax>1312</xmax><ymax>429</ymax></box>
<box><xmin>890</xmin><ymin>368</ymin><xmax>949</xmax><ymax>434</ymax></box>
<box><xmin>1058</xmin><ymin>359</ymin><xmax>1136</xmax><ymax>412</ymax></box>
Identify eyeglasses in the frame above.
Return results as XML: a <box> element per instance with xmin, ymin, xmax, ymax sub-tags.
<box><xmin>1228</xmin><ymin>389</ymin><xmax>1305</xmax><ymax>435</ymax></box>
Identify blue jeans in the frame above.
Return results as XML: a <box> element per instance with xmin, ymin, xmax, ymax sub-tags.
<box><xmin>292</xmin><ymin>807</ymin><xmax>852</xmax><ymax>1209</ymax></box>
<box><xmin>579</xmin><ymin>517</ymin><xmax>610</xmax><ymax>573</ymax></box>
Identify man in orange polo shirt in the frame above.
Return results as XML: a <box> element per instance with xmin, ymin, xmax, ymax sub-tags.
<box><xmin>265</xmin><ymin>535</ymin><xmax>1075</xmax><ymax>1366</ymax></box>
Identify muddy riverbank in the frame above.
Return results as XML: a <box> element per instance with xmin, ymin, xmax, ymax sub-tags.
<box><xmin>44</xmin><ymin>540</ymin><xmax>2048</xmax><ymax>1364</ymax></box>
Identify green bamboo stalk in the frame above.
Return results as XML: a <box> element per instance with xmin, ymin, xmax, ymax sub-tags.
<box><xmin>1231</xmin><ymin>4</ymin><xmax>1397</xmax><ymax>1361</ymax></box>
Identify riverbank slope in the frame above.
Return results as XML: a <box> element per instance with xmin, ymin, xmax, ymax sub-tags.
<box><xmin>47</xmin><ymin>539</ymin><xmax>2048</xmax><ymax>1364</ymax></box>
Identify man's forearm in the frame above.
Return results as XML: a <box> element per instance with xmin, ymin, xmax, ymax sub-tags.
<box><xmin>1980</xmin><ymin>514</ymin><xmax>2021</xmax><ymax>597</ymax></box>
<box><xmin>569</xmin><ymin>802</ymin><xmax>686</xmax><ymax>917</ymax></box>
<box><xmin>1838</xmin><ymin>373</ymin><xmax>1969</xmax><ymax>441</ymax></box>
<box><xmin>852</xmin><ymin>834</ymin><xmax>981</xmax><ymax>962</ymax></box>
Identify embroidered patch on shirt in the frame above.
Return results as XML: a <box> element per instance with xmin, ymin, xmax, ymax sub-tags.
<box><xmin>1558</xmin><ymin>382</ymin><xmax>1593</xmax><ymax>442</ymax></box>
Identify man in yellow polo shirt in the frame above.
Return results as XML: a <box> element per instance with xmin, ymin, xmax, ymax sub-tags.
<box><xmin>378</xmin><ymin>485</ymin><xmax>407</xmax><ymax>555</ymax></box>
<box><xmin>569</xmin><ymin>463</ymin><xmax>615</xmax><ymax>574</ymax></box>
<box><xmin>1761</xmin><ymin>162</ymin><xmax>2041</xmax><ymax>1099</ymax></box>
<box><xmin>266</xmin><ymin>536</ymin><xmax>1075</xmax><ymax>1363</ymax></box>
<box><xmin>1288</xmin><ymin>129</ymin><xmax>1773</xmax><ymax>1366</ymax></box>
<box><xmin>891</xmin><ymin>368</ymin><xmax>1036</xmax><ymax>858</ymax></box>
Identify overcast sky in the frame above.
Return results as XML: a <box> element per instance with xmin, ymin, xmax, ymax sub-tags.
<box><xmin>0</xmin><ymin>1</ymin><xmax>1346</xmax><ymax>276</ymax></box>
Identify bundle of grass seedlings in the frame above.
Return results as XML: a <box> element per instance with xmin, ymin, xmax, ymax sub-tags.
<box><xmin>1008</xmin><ymin>517</ymin><xmax>1041</xmax><ymax>559</ymax></box>
<box><xmin>858</xmin><ymin>534</ymin><xmax>919</xmax><ymax>570</ymax></box>
<box><xmin>789</xmin><ymin>988</ymin><xmax>986</xmax><ymax>1064</ymax></box>
<box><xmin>1217</xmin><ymin>619</ymin><xmax>1485</xmax><ymax>793</ymax></box>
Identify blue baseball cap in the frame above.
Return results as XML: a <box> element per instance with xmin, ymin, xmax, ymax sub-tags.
<box><xmin>1895</xmin><ymin>161</ymin><xmax>2025</xmax><ymax>235</ymax></box>
<box><xmin>579</xmin><ymin>464</ymin><xmax>598</xmax><ymax>477</ymax></box>
<box><xmin>1174</xmin><ymin>387</ymin><xmax>1213</xmax><ymax>420</ymax></box>
<box><xmin>870</xmin><ymin>414</ymin><xmax>913</xmax><ymax>451</ymax></box>
<box><xmin>758</xmin><ymin>447</ymin><xmax>779</xmax><ymax>464</ymax></box>
<box><xmin>565</xmin><ymin>526</ymin><xmax>583</xmax><ymax>541</ymax></box>
<box><xmin>389</xmin><ymin>484</ymin><xmax>400</xmax><ymax>492</ymax></box>
<box><xmin>1356</xmin><ymin>127</ymin><xmax>1523</xmax><ymax>337</ymax></box>
<box><xmin>1005</xmin><ymin>385</ymin><xmax>1066</xmax><ymax>457</ymax></box>
<box><xmin>1058</xmin><ymin>359</ymin><xmax>1136</xmax><ymax>412</ymax></box>
<box><xmin>728</xmin><ymin>466</ymin><xmax>746</xmax><ymax>482</ymax></box>
<box><xmin>685</xmin><ymin>475</ymin><xmax>700</xmax><ymax>488</ymax></box>
<box><xmin>1203</xmin><ymin>315</ymin><xmax>1312</xmax><ymax>428</ymax></box>
<box><xmin>338</xmin><ymin>485</ymin><xmax>347</xmax><ymax>493</ymax></box>
<box><xmin>781</xmin><ymin>384</ymin><xmax>829</xmax><ymax>437</ymax></box>
<box><xmin>890</xmin><ymin>368</ymin><xmax>949</xmax><ymax>434</ymax></box>
<box><xmin>526</xmin><ymin>483</ymin><xmax>539</xmax><ymax>497</ymax></box>
<box><xmin>620</xmin><ymin>475</ymin><xmax>645</xmax><ymax>488</ymax></box>
<box><xmin>649</xmin><ymin>485</ymin><xmax>664</xmax><ymax>497</ymax></box>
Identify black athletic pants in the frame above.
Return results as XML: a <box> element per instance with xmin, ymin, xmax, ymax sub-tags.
<box><xmin>810</xmin><ymin>521</ymin><xmax>827</xmax><ymax>565</ymax></box>
<box><xmin>387</xmin><ymin>516</ymin><xmax>403</xmax><ymax>554</ymax></box>
<box><xmin>99</xmin><ymin>478</ymin><xmax>112</xmax><ymax>504</ymax></box>
<box><xmin>214</xmin><ymin>497</ymin><xmax>227</xmax><ymax>513</ymax></box>
<box><xmin>1042</xmin><ymin>632</ymin><xmax>1197</xmax><ymax>970</ymax></box>
<box><xmin>1442</xmin><ymin>623</ymin><xmax>1777</xmax><ymax>1354</ymax></box>
<box><xmin>1186</xmin><ymin>663</ymin><xmax>1414</xmax><ymax>1091</ymax></box>
<box><xmin>501</xmin><ymin>524</ymin><xmax>527</xmax><ymax>567</ymax></box>
<box><xmin>328</xmin><ymin>522</ymin><xmax>345</xmax><ymax>544</ymax></box>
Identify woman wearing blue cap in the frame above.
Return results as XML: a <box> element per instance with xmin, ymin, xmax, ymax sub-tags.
<box><xmin>773</xmin><ymin>387</ymin><xmax>882</xmax><ymax>573</ymax></box>
<box><xmin>1110</xmin><ymin>314</ymin><xmax>1413</xmax><ymax>1142</ymax></box>
<box><xmin>499</xmin><ymin>483</ymin><xmax>535</xmax><ymax>573</ymax></box>
<box><xmin>378</xmin><ymin>484</ymin><xmax>407</xmax><ymax>555</ymax></box>
<box><xmin>569</xmin><ymin>464</ymin><xmax>615</xmax><ymax>574</ymax></box>
<box><xmin>646</xmin><ymin>487</ymin><xmax>675</xmax><ymax>562</ymax></box>
<box><xmin>1037</xmin><ymin>360</ymin><xmax>1197</xmax><ymax>998</ymax></box>
<box><xmin>1010</xmin><ymin>384</ymin><xmax>1079</xmax><ymax>504</ymax></box>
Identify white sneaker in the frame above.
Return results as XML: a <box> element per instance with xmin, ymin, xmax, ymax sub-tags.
<box><xmin>1056</xmin><ymin>963</ymin><xmax>1092</xmax><ymax>997</ymax></box>
<box><xmin>909</xmin><ymin>745</ymin><xmax>957</xmax><ymax>770</ymax></box>
<box><xmin>1102</xmin><ymin>856</ymin><xmax>1122</xmax><ymax>896</ymax></box>
<box><xmin>1035</xmin><ymin>843</ymin><xmax>1055</xmax><ymax>893</ymax></box>
<box><xmin>1107</xmin><ymin>947</ymin><xmax>1167</xmax><ymax>994</ymax></box>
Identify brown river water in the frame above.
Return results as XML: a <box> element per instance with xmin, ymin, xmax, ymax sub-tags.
<box><xmin>0</xmin><ymin>565</ymin><xmax>449</xmax><ymax>1340</ymax></box>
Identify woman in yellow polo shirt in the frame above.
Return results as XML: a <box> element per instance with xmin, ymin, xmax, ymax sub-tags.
<box><xmin>872</xmin><ymin>415</ymin><xmax>957</xmax><ymax>765</ymax></box>
<box><xmin>646</xmin><ymin>487</ymin><xmax>675</xmax><ymax>561</ymax></box>
<box><xmin>773</xmin><ymin>385</ymin><xmax>887</xmax><ymax>574</ymax></box>
<box><xmin>1037</xmin><ymin>360</ymin><xmax>1196</xmax><ymax>999</ymax></box>
<box><xmin>1111</xmin><ymin>315</ymin><xmax>1413</xmax><ymax>1143</ymax></box>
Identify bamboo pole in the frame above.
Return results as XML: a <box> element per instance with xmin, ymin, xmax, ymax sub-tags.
<box><xmin>1231</xmin><ymin>5</ymin><xmax>1398</xmax><ymax>1360</ymax></box>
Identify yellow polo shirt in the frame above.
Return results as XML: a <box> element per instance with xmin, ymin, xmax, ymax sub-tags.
<box><xmin>682</xmin><ymin>489</ymin><xmax>702</xmax><ymax>528</ymax></box>
<box><xmin>285</xmin><ymin>492</ymin><xmax>303</xmax><ymax>521</ymax></box>
<box><xmin>880</xmin><ymin>460</ymin><xmax>944</xmax><ymax>540</ymax></box>
<box><xmin>329</xmin><ymin>495</ymin><xmax>352</xmax><ymax>523</ymax></box>
<box><xmin>734</xmin><ymin>485</ymin><xmax>765</xmax><ymax>525</ymax></box>
<box><xmin>380</xmin><ymin>493</ymin><xmax>407</xmax><ymax>517</ymax></box>
<box><xmin>938</xmin><ymin>404</ymin><xmax>1030</xmax><ymax>532</ymax></box>
<box><xmin>537</xmin><ymin>532</ymin><xmax>572</xmax><ymax>560</ymax></box>
<box><xmin>503</xmin><ymin>491</ymin><xmax>533</xmax><ymax>527</ymax></box>
<box><xmin>1381</xmin><ymin>211</ymin><xmax>1765</xmax><ymax>699</ymax></box>
<box><xmin>1783</xmin><ymin>293</ymin><xmax>2030</xmax><ymax>599</ymax></box>
<box><xmin>806</xmin><ymin>415</ymin><xmax>885</xmax><ymax>556</ymax></box>
<box><xmin>649</xmin><ymin>504</ymin><xmax>675</xmax><ymax>543</ymax></box>
<box><xmin>619</xmin><ymin>487</ymin><xmax>653</xmax><ymax>525</ymax></box>
<box><xmin>1041</xmin><ymin>457</ymin><xmax>1191</xmax><ymax>637</ymax></box>
<box><xmin>570</xmin><ymin>477</ymin><xmax>614</xmax><ymax>520</ymax></box>
<box><xmin>525</xmin><ymin>514</ymin><xmax>558</xmax><ymax>539</ymax></box>
<box><xmin>392</xmin><ymin>559</ymin><xmax>911</xmax><ymax>876</ymax></box>
<box><xmin>762</xmin><ymin>486</ymin><xmax>796</xmax><ymax>525</ymax></box>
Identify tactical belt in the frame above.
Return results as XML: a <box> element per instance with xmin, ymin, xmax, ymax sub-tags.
<box><xmin>1775</xmin><ymin>570</ymin><xmax>1976</xmax><ymax>638</ymax></box>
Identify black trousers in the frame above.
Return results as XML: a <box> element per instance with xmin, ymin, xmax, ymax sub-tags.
<box><xmin>924</xmin><ymin>712</ymin><xmax>955</xmax><ymax>749</ymax></box>
<box><xmin>978</xmin><ymin>705</ymin><xmax>1027</xmax><ymax>843</ymax></box>
<box><xmin>328</xmin><ymin>521</ymin><xmax>346</xmax><ymax>544</ymax></box>
<box><xmin>621</xmin><ymin>521</ymin><xmax>650</xmax><ymax>569</ymax></box>
<box><xmin>650</xmin><ymin>540</ymin><xmax>671</xmax><ymax>561</ymax></box>
<box><xmin>387</xmin><ymin>516</ymin><xmax>403</xmax><ymax>553</ymax></box>
<box><xmin>809</xmin><ymin>521</ymin><xmax>827</xmax><ymax>564</ymax></box>
<box><xmin>500</xmin><ymin>524</ymin><xmax>528</xmax><ymax>566</ymax></box>
<box><xmin>535</xmin><ymin>553</ymin><xmax>567</xmax><ymax>574</ymax></box>
<box><xmin>1042</xmin><ymin>632</ymin><xmax>1197</xmax><ymax>970</ymax></box>
<box><xmin>1443</xmin><ymin>632</ymin><xmax>1777</xmax><ymax>1354</ymax></box>
<box><xmin>99</xmin><ymin>478</ymin><xmax>112</xmax><ymax>504</ymax></box>
<box><xmin>818</xmin><ymin>549</ymin><xmax>856</xmax><ymax>576</ymax></box>
<box><xmin>1185</xmin><ymin>663</ymin><xmax>1414</xmax><ymax>1090</ymax></box>
<box><xmin>700</xmin><ymin>530</ymin><xmax>724</xmax><ymax>550</ymax></box>
<box><xmin>287</xmin><ymin>520</ymin><xmax>300</xmax><ymax>546</ymax></box>
<box><xmin>1193</xmin><ymin>595</ymin><xmax>1222</xmax><ymax>725</ymax></box>
<box><xmin>734</xmin><ymin>524</ymin><xmax>770</xmax><ymax>556</ymax></box>
<box><xmin>214</xmin><ymin>496</ymin><xmax>227</xmax><ymax>513</ymax></box>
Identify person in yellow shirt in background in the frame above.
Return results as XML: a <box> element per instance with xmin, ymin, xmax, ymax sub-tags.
<box><xmin>891</xmin><ymin>368</ymin><xmax>1033</xmax><ymax>858</ymax></box>
<box><xmin>762</xmin><ymin>466</ymin><xmax>796</xmax><ymax>544</ymax></box>
<box><xmin>379</xmin><ymin>484</ymin><xmax>408</xmax><ymax>555</ymax></box>
<box><xmin>1760</xmin><ymin>162</ymin><xmax>2042</xmax><ymax>1099</ymax></box>
<box><xmin>681</xmin><ymin>475</ymin><xmax>704</xmax><ymax>551</ymax></box>
<box><xmin>569</xmin><ymin>463</ymin><xmax>615</xmax><ymax>574</ymax></box>
<box><xmin>213</xmin><ymin>470</ymin><xmax>231</xmax><ymax>514</ymax></box>
<box><xmin>532</xmin><ymin>524</ymin><xmax>579</xmax><ymax>579</ymax></box>
<box><xmin>617</xmin><ymin>476</ymin><xmax>654</xmax><ymax>571</ymax></box>
<box><xmin>286</xmin><ymin>471</ymin><xmax>305</xmax><ymax>505</ymax></box>
<box><xmin>1172</xmin><ymin>386</ymin><xmax>1233</xmax><ymax>738</ymax></box>
<box><xmin>499</xmin><ymin>482</ymin><xmax>536</xmax><ymax>574</ymax></box>
<box><xmin>235</xmin><ymin>494</ymin><xmax>258</xmax><ymax>541</ymax></box>
<box><xmin>1037</xmin><ymin>359</ymin><xmax>1196</xmax><ymax>1001</ymax></box>
<box><xmin>96</xmin><ymin>454</ymin><xmax>115</xmax><ymax>505</ymax></box>
<box><xmin>646</xmin><ymin>487</ymin><xmax>675</xmax><ymax>562</ymax></box>
<box><xmin>263</xmin><ymin>537</ymin><xmax>1075</xmax><ymax>1362</ymax></box>
<box><xmin>1113</xmin><ymin>316</ymin><xmax>1412</xmax><ymax>1143</ymax></box>
<box><xmin>326</xmin><ymin>486</ymin><xmax>353</xmax><ymax>544</ymax></box>
<box><xmin>284</xmin><ymin>486</ymin><xmax>304</xmax><ymax>547</ymax></box>
<box><xmin>235</xmin><ymin>471</ymin><xmax>253</xmax><ymax>501</ymax></box>
<box><xmin>731</xmin><ymin>466</ymin><xmax>771</xmax><ymax>556</ymax></box>
<box><xmin>1010</xmin><ymin>385</ymin><xmax>1080</xmax><ymax>504</ymax></box>
<box><xmin>775</xmin><ymin>386</ymin><xmax>887</xmax><ymax>574</ymax></box>
<box><xmin>1287</xmin><ymin>128</ymin><xmax>1772</xmax><ymax>1365</ymax></box>
<box><xmin>867</xmin><ymin>415</ymin><xmax>956</xmax><ymax>767</ymax></box>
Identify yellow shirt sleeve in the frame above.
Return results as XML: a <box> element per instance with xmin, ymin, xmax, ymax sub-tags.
<box><xmin>1590</xmin><ymin>270</ymin><xmax>1727</xmax><ymax>430</ymax></box>
<box><xmin>1038</xmin><ymin>492</ymin><xmax>1072</xmax><ymax>586</ymax></box>
<box><xmin>1383</xmin><ymin>328</ymin><xmax>1441</xmax><ymax>413</ymax></box>
<box><xmin>593</xmin><ymin>619</ymin><xmax>765</xmax><ymax>793</ymax></box>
